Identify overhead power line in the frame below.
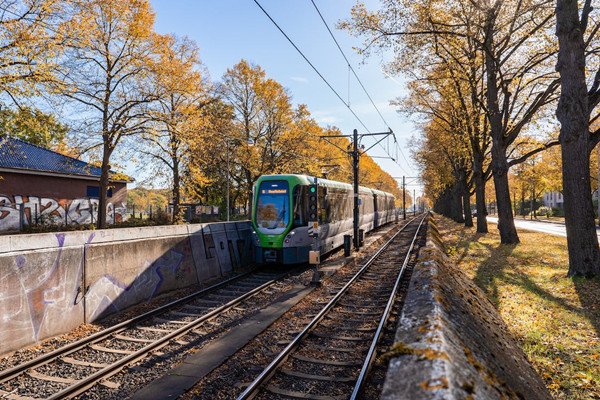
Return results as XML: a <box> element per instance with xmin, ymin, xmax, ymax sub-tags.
<box><xmin>308</xmin><ymin>0</ymin><xmax>413</xmax><ymax>174</ymax></box>
<box><xmin>252</xmin><ymin>0</ymin><xmax>370</xmax><ymax>134</ymax></box>
<box><xmin>310</xmin><ymin>0</ymin><xmax>389</xmax><ymax>129</ymax></box>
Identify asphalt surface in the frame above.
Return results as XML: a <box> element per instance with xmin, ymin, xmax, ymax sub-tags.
<box><xmin>487</xmin><ymin>216</ymin><xmax>600</xmax><ymax>238</ymax></box>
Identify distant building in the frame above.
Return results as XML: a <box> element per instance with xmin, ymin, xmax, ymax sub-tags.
<box><xmin>542</xmin><ymin>191</ymin><xmax>563</xmax><ymax>209</ymax></box>
<box><xmin>0</xmin><ymin>136</ymin><xmax>130</xmax><ymax>231</ymax></box>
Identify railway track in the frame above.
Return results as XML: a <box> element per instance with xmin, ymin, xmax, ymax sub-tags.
<box><xmin>0</xmin><ymin>269</ymin><xmax>296</xmax><ymax>400</ymax></box>
<box><xmin>237</xmin><ymin>214</ymin><xmax>427</xmax><ymax>400</ymax></box>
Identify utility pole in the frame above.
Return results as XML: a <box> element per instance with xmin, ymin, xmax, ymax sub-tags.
<box><xmin>226</xmin><ymin>139</ymin><xmax>230</xmax><ymax>222</ymax></box>
<box><xmin>413</xmin><ymin>189</ymin><xmax>416</xmax><ymax>215</ymax></box>
<box><xmin>320</xmin><ymin>128</ymin><xmax>393</xmax><ymax>252</ymax></box>
<box><xmin>402</xmin><ymin>176</ymin><xmax>406</xmax><ymax>220</ymax></box>
<box><xmin>352</xmin><ymin>129</ymin><xmax>360</xmax><ymax>250</ymax></box>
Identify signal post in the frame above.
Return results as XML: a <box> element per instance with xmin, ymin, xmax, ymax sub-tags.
<box><xmin>320</xmin><ymin>128</ymin><xmax>393</xmax><ymax>252</ymax></box>
<box><xmin>308</xmin><ymin>177</ymin><xmax>320</xmax><ymax>285</ymax></box>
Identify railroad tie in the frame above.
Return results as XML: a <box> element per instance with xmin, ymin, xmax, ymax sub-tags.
<box><xmin>280</xmin><ymin>368</ymin><xmax>355</xmax><ymax>382</ymax></box>
<box><xmin>153</xmin><ymin>317</ymin><xmax>189</xmax><ymax>325</ymax></box>
<box><xmin>113</xmin><ymin>334</ymin><xmax>155</xmax><ymax>343</ymax></box>
<box><xmin>291</xmin><ymin>354</ymin><xmax>362</xmax><ymax>366</ymax></box>
<box><xmin>309</xmin><ymin>332</ymin><xmax>371</xmax><ymax>342</ymax></box>
<box><xmin>0</xmin><ymin>389</ymin><xmax>38</xmax><ymax>400</ymax></box>
<box><xmin>137</xmin><ymin>326</ymin><xmax>171</xmax><ymax>334</ymax></box>
<box><xmin>27</xmin><ymin>370</ymin><xmax>78</xmax><ymax>384</ymax></box>
<box><xmin>89</xmin><ymin>344</ymin><xmax>135</xmax><ymax>355</ymax></box>
<box><xmin>265</xmin><ymin>385</ymin><xmax>347</xmax><ymax>400</ymax></box>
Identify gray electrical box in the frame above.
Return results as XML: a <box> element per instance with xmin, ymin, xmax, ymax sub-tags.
<box><xmin>309</xmin><ymin>250</ymin><xmax>320</xmax><ymax>265</ymax></box>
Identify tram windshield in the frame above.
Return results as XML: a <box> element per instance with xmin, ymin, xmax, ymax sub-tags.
<box><xmin>256</xmin><ymin>180</ymin><xmax>290</xmax><ymax>233</ymax></box>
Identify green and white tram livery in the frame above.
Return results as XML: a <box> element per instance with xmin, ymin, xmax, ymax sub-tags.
<box><xmin>252</xmin><ymin>174</ymin><xmax>396</xmax><ymax>265</ymax></box>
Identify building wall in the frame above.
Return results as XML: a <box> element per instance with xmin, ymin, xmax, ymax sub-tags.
<box><xmin>0</xmin><ymin>221</ymin><xmax>253</xmax><ymax>355</ymax></box>
<box><xmin>542</xmin><ymin>191</ymin><xmax>563</xmax><ymax>209</ymax></box>
<box><xmin>0</xmin><ymin>171</ymin><xmax>128</xmax><ymax>231</ymax></box>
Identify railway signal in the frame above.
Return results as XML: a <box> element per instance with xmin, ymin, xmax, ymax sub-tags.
<box><xmin>308</xmin><ymin>178</ymin><xmax>321</xmax><ymax>285</ymax></box>
<box><xmin>308</xmin><ymin>183</ymin><xmax>318</xmax><ymax>223</ymax></box>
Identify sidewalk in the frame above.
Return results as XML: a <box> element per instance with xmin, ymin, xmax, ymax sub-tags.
<box><xmin>487</xmin><ymin>216</ymin><xmax>600</xmax><ymax>238</ymax></box>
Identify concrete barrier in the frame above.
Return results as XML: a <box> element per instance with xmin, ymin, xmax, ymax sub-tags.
<box><xmin>0</xmin><ymin>221</ymin><xmax>253</xmax><ymax>355</ymax></box>
<box><xmin>381</xmin><ymin>216</ymin><xmax>551</xmax><ymax>400</ymax></box>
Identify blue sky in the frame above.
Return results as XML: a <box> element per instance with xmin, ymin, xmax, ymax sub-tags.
<box><xmin>149</xmin><ymin>0</ymin><xmax>421</xmax><ymax>194</ymax></box>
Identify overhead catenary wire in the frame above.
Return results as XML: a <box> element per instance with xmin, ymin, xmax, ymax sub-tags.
<box><xmin>308</xmin><ymin>0</ymin><xmax>413</xmax><ymax>173</ymax></box>
<box><xmin>252</xmin><ymin>0</ymin><xmax>370</xmax><ymax>134</ymax></box>
<box><xmin>310</xmin><ymin>0</ymin><xmax>389</xmax><ymax>129</ymax></box>
<box><xmin>253</xmin><ymin>0</ymin><xmax>412</xmax><ymax>176</ymax></box>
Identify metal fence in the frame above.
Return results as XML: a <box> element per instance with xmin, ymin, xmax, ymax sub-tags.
<box><xmin>0</xmin><ymin>198</ymin><xmax>128</xmax><ymax>233</ymax></box>
<box><xmin>0</xmin><ymin>198</ymin><xmax>246</xmax><ymax>233</ymax></box>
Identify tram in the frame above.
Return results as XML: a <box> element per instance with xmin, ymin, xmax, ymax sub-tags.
<box><xmin>252</xmin><ymin>174</ymin><xmax>396</xmax><ymax>264</ymax></box>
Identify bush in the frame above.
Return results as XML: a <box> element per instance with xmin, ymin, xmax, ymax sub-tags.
<box><xmin>536</xmin><ymin>206</ymin><xmax>553</xmax><ymax>217</ymax></box>
<box><xmin>551</xmin><ymin>207</ymin><xmax>564</xmax><ymax>217</ymax></box>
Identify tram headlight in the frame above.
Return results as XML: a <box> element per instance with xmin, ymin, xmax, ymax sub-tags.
<box><xmin>284</xmin><ymin>231</ymin><xmax>295</xmax><ymax>244</ymax></box>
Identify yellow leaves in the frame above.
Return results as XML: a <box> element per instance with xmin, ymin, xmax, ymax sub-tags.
<box><xmin>0</xmin><ymin>0</ymin><xmax>70</xmax><ymax>98</ymax></box>
<box><xmin>437</xmin><ymin>215</ymin><xmax>600</xmax><ymax>400</ymax></box>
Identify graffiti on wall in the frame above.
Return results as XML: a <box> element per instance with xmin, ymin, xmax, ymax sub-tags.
<box><xmin>85</xmin><ymin>248</ymin><xmax>186</xmax><ymax>322</ymax></box>
<box><xmin>0</xmin><ymin>233</ymin><xmax>86</xmax><ymax>349</ymax></box>
<box><xmin>0</xmin><ymin>195</ymin><xmax>127</xmax><ymax>231</ymax></box>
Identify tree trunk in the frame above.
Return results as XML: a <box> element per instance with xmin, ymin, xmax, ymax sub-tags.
<box><xmin>492</xmin><ymin>143</ymin><xmax>520</xmax><ymax>243</ymax></box>
<box><xmin>556</xmin><ymin>0</ymin><xmax>600</xmax><ymax>276</ymax></box>
<box><xmin>460</xmin><ymin>168</ymin><xmax>473</xmax><ymax>227</ymax></box>
<box><xmin>451</xmin><ymin>182</ymin><xmax>464</xmax><ymax>223</ymax></box>
<box><xmin>530</xmin><ymin>189</ymin><xmax>534</xmax><ymax>220</ymax></box>
<box><xmin>97</xmin><ymin>144</ymin><xmax>111</xmax><ymax>229</ymax></box>
<box><xmin>172</xmin><ymin>158</ymin><xmax>181</xmax><ymax>224</ymax></box>
<box><xmin>484</xmin><ymin>11</ymin><xmax>519</xmax><ymax>244</ymax></box>
<box><xmin>463</xmin><ymin>189</ymin><xmax>473</xmax><ymax>227</ymax></box>
<box><xmin>473</xmin><ymin>155</ymin><xmax>488</xmax><ymax>233</ymax></box>
<box><xmin>246</xmin><ymin>169</ymin><xmax>253</xmax><ymax>219</ymax></box>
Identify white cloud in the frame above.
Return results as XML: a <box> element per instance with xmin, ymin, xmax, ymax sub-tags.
<box><xmin>318</xmin><ymin>116</ymin><xmax>338</xmax><ymax>124</ymax></box>
<box><xmin>313</xmin><ymin>110</ymin><xmax>340</xmax><ymax>124</ymax></box>
<box><xmin>290</xmin><ymin>76</ymin><xmax>309</xmax><ymax>83</ymax></box>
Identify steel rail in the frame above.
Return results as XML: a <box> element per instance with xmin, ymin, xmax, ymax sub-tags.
<box><xmin>236</xmin><ymin>215</ymin><xmax>422</xmax><ymax>400</ymax></box>
<box><xmin>350</xmin><ymin>213</ymin><xmax>427</xmax><ymax>399</ymax></box>
<box><xmin>0</xmin><ymin>269</ymin><xmax>269</xmax><ymax>385</ymax></box>
<box><xmin>46</xmin><ymin>274</ymin><xmax>286</xmax><ymax>400</ymax></box>
<box><xmin>0</xmin><ymin>270</ymin><xmax>261</xmax><ymax>384</ymax></box>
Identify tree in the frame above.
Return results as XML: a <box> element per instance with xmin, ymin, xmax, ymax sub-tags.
<box><xmin>183</xmin><ymin>99</ymin><xmax>236</xmax><ymax>212</ymax></box>
<box><xmin>144</xmin><ymin>34</ymin><xmax>209</xmax><ymax>223</ymax></box>
<box><xmin>127</xmin><ymin>187</ymin><xmax>168</xmax><ymax>211</ymax></box>
<box><xmin>219</xmin><ymin>60</ymin><xmax>314</xmax><ymax>213</ymax></box>
<box><xmin>341</xmin><ymin>0</ymin><xmax>560</xmax><ymax>243</ymax></box>
<box><xmin>555</xmin><ymin>0</ymin><xmax>600</xmax><ymax>276</ymax></box>
<box><xmin>412</xmin><ymin>111</ymin><xmax>472</xmax><ymax>224</ymax></box>
<box><xmin>0</xmin><ymin>106</ymin><xmax>68</xmax><ymax>148</ymax></box>
<box><xmin>62</xmin><ymin>0</ymin><xmax>156</xmax><ymax>228</ymax></box>
<box><xmin>0</xmin><ymin>0</ymin><xmax>70</xmax><ymax>104</ymax></box>
<box><xmin>402</xmin><ymin>61</ymin><xmax>482</xmax><ymax>227</ymax></box>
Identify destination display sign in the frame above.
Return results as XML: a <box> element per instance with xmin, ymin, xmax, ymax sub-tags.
<box><xmin>261</xmin><ymin>189</ymin><xmax>288</xmax><ymax>194</ymax></box>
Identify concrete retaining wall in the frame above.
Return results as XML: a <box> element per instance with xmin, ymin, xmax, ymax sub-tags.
<box><xmin>0</xmin><ymin>221</ymin><xmax>253</xmax><ymax>356</ymax></box>
<box><xmin>382</xmin><ymin>215</ymin><xmax>551</xmax><ymax>400</ymax></box>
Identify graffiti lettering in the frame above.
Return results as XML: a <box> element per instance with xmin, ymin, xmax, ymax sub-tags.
<box><xmin>0</xmin><ymin>195</ymin><xmax>127</xmax><ymax>232</ymax></box>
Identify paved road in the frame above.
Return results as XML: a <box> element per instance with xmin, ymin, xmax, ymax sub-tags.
<box><xmin>486</xmin><ymin>216</ymin><xmax>595</xmax><ymax>238</ymax></box>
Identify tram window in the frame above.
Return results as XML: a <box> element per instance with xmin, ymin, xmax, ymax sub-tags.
<box><xmin>293</xmin><ymin>185</ymin><xmax>308</xmax><ymax>228</ymax></box>
<box><xmin>345</xmin><ymin>189</ymin><xmax>352</xmax><ymax>219</ymax></box>
<box><xmin>328</xmin><ymin>188</ymin><xmax>338</xmax><ymax>222</ymax></box>
<box><xmin>331</xmin><ymin>189</ymin><xmax>343</xmax><ymax>222</ymax></box>
<box><xmin>318</xmin><ymin>186</ymin><xmax>328</xmax><ymax>223</ymax></box>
